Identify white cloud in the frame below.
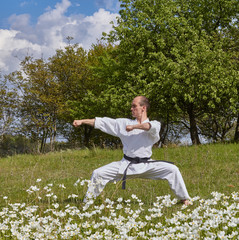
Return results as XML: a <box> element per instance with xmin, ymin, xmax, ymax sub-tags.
<box><xmin>20</xmin><ymin>0</ymin><xmax>37</xmax><ymax>8</ymax></box>
<box><xmin>62</xmin><ymin>8</ymin><xmax>118</xmax><ymax>48</ymax></box>
<box><xmin>0</xmin><ymin>29</ymin><xmax>44</xmax><ymax>73</ymax></box>
<box><xmin>0</xmin><ymin>0</ymin><xmax>119</xmax><ymax>75</ymax></box>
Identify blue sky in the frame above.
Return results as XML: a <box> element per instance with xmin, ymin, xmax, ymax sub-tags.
<box><xmin>0</xmin><ymin>0</ymin><xmax>120</xmax><ymax>28</ymax></box>
<box><xmin>0</xmin><ymin>0</ymin><xmax>120</xmax><ymax>74</ymax></box>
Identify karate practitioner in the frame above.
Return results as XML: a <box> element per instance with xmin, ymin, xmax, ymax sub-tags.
<box><xmin>73</xmin><ymin>96</ymin><xmax>190</xmax><ymax>205</ymax></box>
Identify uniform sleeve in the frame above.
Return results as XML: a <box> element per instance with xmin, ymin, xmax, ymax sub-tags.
<box><xmin>94</xmin><ymin>117</ymin><xmax>119</xmax><ymax>137</ymax></box>
<box><xmin>148</xmin><ymin>120</ymin><xmax>161</xmax><ymax>143</ymax></box>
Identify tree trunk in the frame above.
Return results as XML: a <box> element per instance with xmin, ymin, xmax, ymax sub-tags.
<box><xmin>50</xmin><ymin>123</ymin><xmax>57</xmax><ymax>152</ymax></box>
<box><xmin>35</xmin><ymin>129</ymin><xmax>41</xmax><ymax>154</ymax></box>
<box><xmin>159</xmin><ymin>114</ymin><xmax>169</xmax><ymax>146</ymax></box>
<box><xmin>187</xmin><ymin>104</ymin><xmax>201</xmax><ymax>145</ymax></box>
<box><xmin>40</xmin><ymin>128</ymin><xmax>48</xmax><ymax>153</ymax></box>
<box><xmin>84</xmin><ymin>125</ymin><xmax>93</xmax><ymax>148</ymax></box>
<box><xmin>234</xmin><ymin>113</ymin><xmax>239</xmax><ymax>142</ymax></box>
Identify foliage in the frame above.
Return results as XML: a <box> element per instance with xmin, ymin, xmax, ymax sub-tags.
<box><xmin>2</xmin><ymin>0</ymin><xmax>239</xmax><ymax>150</ymax></box>
<box><xmin>0</xmin><ymin>134</ymin><xmax>33</xmax><ymax>157</ymax></box>
<box><xmin>6</xmin><ymin>57</ymin><xmax>63</xmax><ymax>153</ymax></box>
<box><xmin>49</xmin><ymin>42</ymin><xmax>121</xmax><ymax>147</ymax></box>
<box><xmin>0</xmin><ymin>76</ymin><xmax>18</xmax><ymax>143</ymax></box>
<box><xmin>197</xmin><ymin>109</ymin><xmax>236</xmax><ymax>142</ymax></box>
<box><xmin>104</xmin><ymin>0</ymin><xmax>239</xmax><ymax>145</ymax></box>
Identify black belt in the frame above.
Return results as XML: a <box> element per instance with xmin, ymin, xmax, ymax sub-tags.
<box><xmin>122</xmin><ymin>154</ymin><xmax>174</xmax><ymax>189</ymax></box>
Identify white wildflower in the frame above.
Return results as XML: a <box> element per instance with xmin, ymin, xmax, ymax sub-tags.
<box><xmin>52</xmin><ymin>203</ymin><xmax>59</xmax><ymax>209</ymax></box>
<box><xmin>59</xmin><ymin>184</ymin><xmax>66</xmax><ymax>189</ymax></box>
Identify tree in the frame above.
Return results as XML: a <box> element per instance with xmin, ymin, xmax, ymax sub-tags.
<box><xmin>50</xmin><ymin>41</ymin><xmax>121</xmax><ymax>147</ymax></box>
<box><xmin>228</xmin><ymin>19</ymin><xmax>239</xmax><ymax>142</ymax></box>
<box><xmin>7</xmin><ymin>57</ymin><xmax>62</xmax><ymax>153</ymax></box>
<box><xmin>0</xmin><ymin>75</ymin><xmax>18</xmax><ymax>144</ymax></box>
<box><xmin>235</xmin><ymin>115</ymin><xmax>239</xmax><ymax>142</ymax></box>
<box><xmin>48</xmin><ymin>43</ymin><xmax>95</xmax><ymax>147</ymax></box>
<box><xmin>103</xmin><ymin>0</ymin><xmax>239</xmax><ymax>145</ymax></box>
<box><xmin>197</xmin><ymin>109</ymin><xmax>236</xmax><ymax>142</ymax></box>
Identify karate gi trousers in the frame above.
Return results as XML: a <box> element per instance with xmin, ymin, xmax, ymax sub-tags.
<box><xmin>84</xmin><ymin>158</ymin><xmax>190</xmax><ymax>202</ymax></box>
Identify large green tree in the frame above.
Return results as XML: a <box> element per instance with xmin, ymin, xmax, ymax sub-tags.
<box><xmin>48</xmin><ymin>42</ymin><xmax>120</xmax><ymax>147</ymax></box>
<box><xmin>48</xmin><ymin>43</ymin><xmax>97</xmax><ymax>147</ymax></box>
<box><xmin>104</xmin><ymin>0</ymin><xmax>238</xmax><ymax>145</ymax></box>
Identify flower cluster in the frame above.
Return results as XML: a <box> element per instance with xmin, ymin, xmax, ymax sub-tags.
<box><xmin>0</xmin><ymin>179</ymin><xmax>238</xmax><ymax>239</ymax></box>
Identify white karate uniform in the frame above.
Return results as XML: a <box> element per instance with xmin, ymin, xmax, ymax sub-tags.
<box><xmin>84</xmin><ymin>117</ymin><xmax>190</xmax><ymax>201</ymax></box>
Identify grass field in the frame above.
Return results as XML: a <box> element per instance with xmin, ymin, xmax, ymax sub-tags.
<box><xmin>0</xmin><ymin>143</ymin><xmax>238</xmax><ymax>205</ymax></box>
<box><xmin>0</xmin><ymin>143</ymin><xmax>238</xmax><ymax>239</ymax></box>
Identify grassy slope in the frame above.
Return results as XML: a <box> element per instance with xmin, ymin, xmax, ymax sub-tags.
<box><xmin>0</xmin><ymin>143</ymin><xmax>238</xmax><ymax>207</ymax></box>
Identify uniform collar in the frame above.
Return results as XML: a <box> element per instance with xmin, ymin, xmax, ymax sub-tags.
<box><xmin>134</xmin><ymin>118</ymin><xmax>149</xmax><ymax>123</ymax></box>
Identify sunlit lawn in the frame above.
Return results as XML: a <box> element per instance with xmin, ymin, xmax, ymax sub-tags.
<box><xmin>0</xmin><ymin>143</ymin><xmax>238</xmax><ymax>239</ymax></box>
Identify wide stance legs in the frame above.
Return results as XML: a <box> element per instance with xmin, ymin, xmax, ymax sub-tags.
<box><xmin>84</xmin><ymin>161</ymin><xmax>190</xmax><ymax>202</ymax></box>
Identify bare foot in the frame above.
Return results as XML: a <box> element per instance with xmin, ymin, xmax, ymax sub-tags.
<box><xmin>181</xmin><ymin>199</ymin><xmax>190</xmax><ymax>205</ymax></box>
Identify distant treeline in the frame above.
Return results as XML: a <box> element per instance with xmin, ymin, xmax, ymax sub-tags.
<box><xmin>0</xmin><ymin>0</ymin><xmax>238</xmax><ymax>156</ymax></box>
<box><xmin>0</xmin><ymin>134</ymin><xmax>76</xmax><ymax>157</ymax></box>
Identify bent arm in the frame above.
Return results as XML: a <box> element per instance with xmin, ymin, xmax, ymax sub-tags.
<box><xmin>126</xmin><ymin>120</ymin><xmax>161</xmax><ymax>143</ymax></box>
<box><xmin>73</xmin><ymin>119</ymin><xmax>95</xmax><ymax>127</ymax></box>
<box><xmin>126</xmin><ymin>122</ymin><xmax>151</xmax><ymax>132</ymax></box>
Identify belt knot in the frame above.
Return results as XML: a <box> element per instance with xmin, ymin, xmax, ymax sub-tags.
<box><xmin>121</xmin><ymin>154</ymin><xmax>174</xmax><ymax>190</ymax></box>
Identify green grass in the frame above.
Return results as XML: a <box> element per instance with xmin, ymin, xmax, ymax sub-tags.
<box><xmin>0</xmin><ymin>143</ymin><xmax>238</xmax><ymax>208</ymax></box>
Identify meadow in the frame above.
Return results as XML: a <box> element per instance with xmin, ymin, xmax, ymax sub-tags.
<box><xmin>0</xmin><ymin>143</ymin><xmax>238</xmax><ymax>239</ymax></box>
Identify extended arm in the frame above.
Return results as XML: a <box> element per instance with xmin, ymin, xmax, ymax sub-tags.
<box><xmin>73</xmin><ymin>119</ymin><xmax>95</xmax><ymax>127</ymax></box>
<box><xmin>126</xmin><ymin>122</ymin><xmax>151</xmax><ymax>132</ymax></box>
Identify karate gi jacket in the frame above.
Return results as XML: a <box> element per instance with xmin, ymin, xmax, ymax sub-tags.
<box><xmin>94</xmin><ymin>117</ymin><xmax>161</xmax><ymax>175</ymax></box>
